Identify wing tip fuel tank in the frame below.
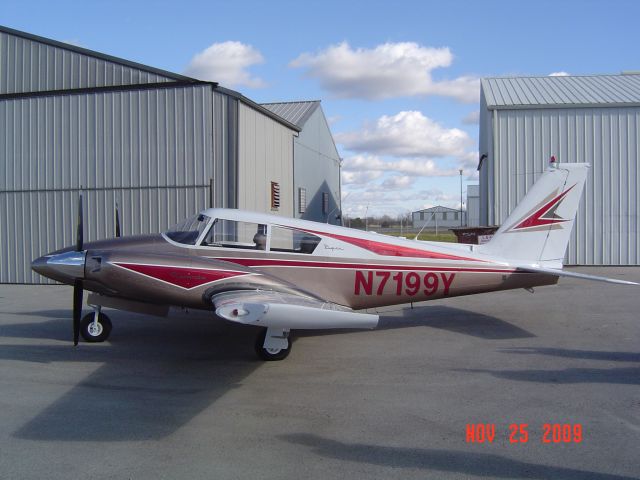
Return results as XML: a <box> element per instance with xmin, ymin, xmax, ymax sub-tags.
<box><xmin>216</xmin><ymin>302</ymin><xmax>379</xmax><ymax>329</ymax></box>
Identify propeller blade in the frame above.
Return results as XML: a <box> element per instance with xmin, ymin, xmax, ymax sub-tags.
<box><xmin>115</xmin><ymin>202</ymin><xmax>121</xmax><ymax>238</ymax></box>
<box><xmin>76</xmin><ymin>194</ymin><xmax>84</xmax><ymax>251</ymax></box>
<box><xmin>73</xmin><ymin>279</ymin><xmax>83</xmax><ymax>346</ymax></box>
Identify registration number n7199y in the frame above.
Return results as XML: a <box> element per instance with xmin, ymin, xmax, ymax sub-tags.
<box><xmin>354</xmin><ymin>271</ymin><xmax>455</xmax><ymax>297</ymax></box>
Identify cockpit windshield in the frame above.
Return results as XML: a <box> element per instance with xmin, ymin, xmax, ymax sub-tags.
<box><xmin>165</xmin><ymin>214</ymin><xmax>211</xmax><ymax>245</ymax></box>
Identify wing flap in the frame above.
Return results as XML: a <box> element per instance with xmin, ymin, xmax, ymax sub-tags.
<box><xmin>212</xmin><ymin>290</ymin><xmax>379</xmax><ymax>329</ymax></box>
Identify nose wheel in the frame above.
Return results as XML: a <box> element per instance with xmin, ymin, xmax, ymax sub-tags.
<box><xmin>80</xmin><ymin>311</ymin><xmax>112</xmax><ymax>342</ymax></box>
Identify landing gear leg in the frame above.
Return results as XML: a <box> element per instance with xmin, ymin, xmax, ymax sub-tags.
<box><xmin>255</xmin><ymin>327</ymin><xmax>291</xmax><ymax>361</ymax></box>
<box><xmin>80</xmin><ymin>305</ymin><xmax>112</xmax><ymax>343</ymax></box>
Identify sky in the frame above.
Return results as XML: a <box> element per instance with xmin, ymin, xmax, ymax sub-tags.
<box><xmin>3</xmin><ymin>0</ymin><xmax>640</xmax><ymax>218</ymax></box>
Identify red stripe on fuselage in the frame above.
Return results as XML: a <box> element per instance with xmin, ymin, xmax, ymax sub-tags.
<box><xmin>210</xmin><ymin>257</ymin><xmax>517</xmax><ymax>274</ymax></box>
<box><xmin>291</xmin><ymin>228</ymin><xmax>483</xmax><ymax>262</ymax></box>
<box><xmin>113</xmin><ymin>262</ymin><xmax>249</xmax><ymax>289</ymax></box>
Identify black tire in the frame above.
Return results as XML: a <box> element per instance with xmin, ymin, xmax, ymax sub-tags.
<box><xmin>254</xmin><ymin>328</ymin><xmax>291</xmax><ymax>361</ymax></box>
<box><xmin>80</xmin><ymin>312</ymin><xmax>112</xmax><ymax>342</ymax></box>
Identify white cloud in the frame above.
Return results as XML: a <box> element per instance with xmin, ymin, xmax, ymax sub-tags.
<box><xmin>549</xmin><ymin>71</ymin><xmax>570</xmax><ymax>76</ymax></box>
<box><xmin>381</xmin><ymin>175</ymin><xmax>415</xmax><ymax>190</ymax></box>
<box><xmin>326</xmin><ymin>115</ymin><xmax>342</xmax><ymax>126</ymax></box>
<box><xmin>336</xmin><ymin>111</ymin><xmax>473</xmax><ymax>159</ymax></box>
<box><xmin>342</xmin><ymin>155</ymin><xmax>461</xmax><ymax>178</ymax></box>
<box><xmin>341</xmin><ymin>169</ymin><xmax>382</xmax><ymax>185</ymax></box>
<box><xmin>462</xmin><ymin>110</ymin><xmax>480</xmax><ymax>125</ymax></box>
<box><xmin>341</xmin><ymin>186</ymin><xmax>462</xmax><ymax>216</ymax></box>
<box><xmin>290</xmin><ymin>42</ymin><xmax>479</xmax><ymax>102</ymax></box>
<box><xmin>418</xmin><ymin>188</ymin><xmax>460</xmax><ymax>205</ymax></box>
<box><xmin>184</xmin><ymin>41</ymin><xmax>266</xmax><ymax>88</ymax></box>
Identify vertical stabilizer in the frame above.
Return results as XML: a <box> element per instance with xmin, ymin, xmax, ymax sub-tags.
<box><xmin>479</xmin><ymin>160</ymin><xmax>590</xmax><ymax>266</ymax></box>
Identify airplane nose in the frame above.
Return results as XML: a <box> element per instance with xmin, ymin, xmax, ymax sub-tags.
<box><xmin>31</xmin><ymin>250</ymin><xmax>87</xmax><ymax>283</ymax></box>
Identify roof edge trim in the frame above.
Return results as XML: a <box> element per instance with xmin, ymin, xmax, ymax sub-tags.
<box><xmin>0</xmin><ymin>80</ymin><xmax>213</xmax><ymax>101</ymax></box>
<box><xmin>486</xmin><ymin>102</ymin><xmax>640</xmax><ymax>111</ymax></box>
<box><xmin>217</xmin><ymin>86</ymin><xmax>301</xmax><ymax>132</ymax></box>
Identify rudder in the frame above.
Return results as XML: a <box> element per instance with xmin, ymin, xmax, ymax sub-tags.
<box><xmin>478</xmin><ymin>160</ymin><xmax>590</xmax><ymax>266</ymax></box>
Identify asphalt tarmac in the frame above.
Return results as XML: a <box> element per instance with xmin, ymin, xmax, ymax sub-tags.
<box><xmin>0</xmin><ymin>267</ymin><xmax>639</xmax><ymax>480</ymax></box>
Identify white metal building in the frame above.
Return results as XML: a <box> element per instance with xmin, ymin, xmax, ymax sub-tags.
<box><xmin>412</xmin><ymin>206</ymin><xmax>466</xmax><ymax>229</ymax></box>
<box><xmin>0</xmin><ymin>26</ymin><xmax>338</xmax><ymax>283</ymax></box>
<box><xmin>466</xmin><ymin>184</ymin><xmax>480</xmax><ymax>227</ymax></box>
<box><xmin>479</xmin><ymin>74</ymin><xmax>640</xmax><ymax>265</ymax></box>
<box><xmin>262</xmin><ymin>101</ymin><xmax>341</xmax><ymax>224</ymax></box>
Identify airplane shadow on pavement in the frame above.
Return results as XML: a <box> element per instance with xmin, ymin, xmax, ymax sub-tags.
<box><xmin>0</xmin><ymin>311</ymin><xmax>261</xmax><ymax>442</ymax></box>
<box><xmin>280</xmin><ymin>433</ymin><xmax>639</xmax><ymax>480</ymax></box>
<box><xmin>298</xmin><ymin>304</ymin><xmax>535</xmax><ymax>340</ymax></box>
<box><xmin>0</xmin><ymin>304</ymin><xmax>532</xmax><ymax>442</ymax></box>
<box><xmin>456</xmin><ymin>347</ymin><xmax>640</xmax><ymax>386</ymax></box>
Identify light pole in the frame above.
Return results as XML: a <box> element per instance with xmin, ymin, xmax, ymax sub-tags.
<box><xmin>459</xmin><ymin>169</ymin><xmax>464</xmax><ymax>227</ymax></box>
<box><xmin>364</xmin><ymin>204</ymin><xmax>369</xmax><ymax>231</ymax></box>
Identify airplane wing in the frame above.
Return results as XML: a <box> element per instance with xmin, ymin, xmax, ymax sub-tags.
<box><xmin>212</xmin><ymin>290</ymin><xmax>379</xmax><ymax>329</ymax></box>
<box><xmin>515</xmin><ymin>265</ymin><xmax>639</xmax><ymax>285</ymax></box>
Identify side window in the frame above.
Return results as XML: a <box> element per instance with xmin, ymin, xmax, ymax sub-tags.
<box><xmin>270</xmin><ymin>226</ymin><xmax>321</xmax><ymax>254</ymax></box>
<box><xmin>201</xmin><ymin>219</ymin><xmax>267</xmax><ymax>250</ymax></box>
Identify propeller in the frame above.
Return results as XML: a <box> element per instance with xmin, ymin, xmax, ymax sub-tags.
<box><xmin>73</xmin><ymin>194</ymin><xmax>84</xmax><ymax>346</ymax></box>
<box><xmin>73</xmin><ymin>278</ymin><xmax>82</xmax><ymax>346</ymax></box>
<box><xmin>115</xmin><ymin>202</ymin><xmax>121</xmax><ymax>238</ymax></box>
<box><xmin>76</xmin><ymin>193</ymin><xmax>83</xmax><ymax>251</ymax></box>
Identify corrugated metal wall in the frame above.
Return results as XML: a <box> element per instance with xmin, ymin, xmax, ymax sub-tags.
<box><xmin>293</xmin><ymin>107</ymin><xmax>341</xmax><ymax>224</ymax></box>
<box><xmin>212</xmin><ymin>91</ymin><xmax>238</xmax><ymax>209</ymax></box>
<box><xmin>0</xmin><ymin>27</ymin><xmax>305</xmax><ymax>283</ymax></box>
<box><xmin>1</xmin><ymin>83</ymin><xmax>215</xmax><ymax>283</ymax></box>
<box><xmin>237</xmin><ymin>103</ymin><xmax>294</xmax><ymax>217</ymax></box>
<box><xmin>480</xmin><ymin>106</ymin><xmax>639</xmax><ymax>265</ymax></box>
<box><xmin>0</xmin><ymin>30</ymin><xmax>174</xmax><ymax>94</ymax></box>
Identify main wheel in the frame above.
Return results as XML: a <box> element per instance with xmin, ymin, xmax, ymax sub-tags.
<box><xmin>255</xmin><ymin>329</ymin><xmax>291</xmax><ymax>361</ymax></box>
<box><xmin>80</xmin><ymin>312</ymin><xmax>112</xmax><ymax>342</ymax></box>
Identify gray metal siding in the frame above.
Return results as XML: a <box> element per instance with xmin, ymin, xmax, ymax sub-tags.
<box><xmin>480</xmin><ymin>106</ymin><xmax>639</xmax><ymax>265</ymax></box>
<box><xmin>0</xmin><ymin>30</ymin><xmax>175</xmax><ymax>94</ymax></box>
<box><xmin>0</xmin><ymin>84</ymin><xmax>215</xmax><ymax>283</ymax></box>
<box><xmin>478</xmin><ymin>90</ymin><xmax>491</xmax><ymax>225</ymax></box>
<box><xmin>293</xmin><ymin>106</ymin><xmax>341</xmax><ymax>224</ymax></box>
<box><xmin>237</xmin><ymin>103</ymin><xmax>294</xmax><ymax>217</ymax></box>
<box><xmin>211</xmin><ymin>91</ymin><xmax>238</xmax><ymax>209</ymax></box>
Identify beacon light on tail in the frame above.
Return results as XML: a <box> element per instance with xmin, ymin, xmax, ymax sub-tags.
<box><xmin>32</xmin><ymin>157</ymin><xmax>638</xmax><ymax>360</ymax></box>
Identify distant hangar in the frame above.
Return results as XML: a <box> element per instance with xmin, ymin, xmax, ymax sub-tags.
<box><xmin>479</xmin><ymin>74</ymin><xmax>640</xmax><ymax>265</ymax></box>
<box><xmin>0</xmin><ymin>25</ymin><xmax>341</xmax><ymax>283</ymax></box>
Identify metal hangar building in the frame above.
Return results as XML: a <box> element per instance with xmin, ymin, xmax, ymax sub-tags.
<box><xmin>0</xmin><ymin>25</ymin><xmax>341</xmax><ymax>283</ymax></box>
<box><xmin>479</xmin><ymin>74</ymin><xmax>640</xmax><ymax>265</ymax></box>
<box><xmin>262</xmin><ymin>101</ymin><xmax>341</xmax><ymax>225</ymax></box>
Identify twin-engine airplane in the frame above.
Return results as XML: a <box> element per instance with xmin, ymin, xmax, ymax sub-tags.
<box><xmin>32</xmin><ymin>159</ymin><xmax>637</xmax><ymax>360</ymax></box>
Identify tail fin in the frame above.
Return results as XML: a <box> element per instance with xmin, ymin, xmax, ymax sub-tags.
<box><xmin>479</xmin><ymin>160</ymin><xmax>590</xmax><ymax>266</ymax></box>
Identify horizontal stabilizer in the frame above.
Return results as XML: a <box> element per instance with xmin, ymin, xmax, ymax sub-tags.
<box><xmin>515</xmin><ymin>265</ymin><xmax>639</xmax><ymax>285</ymax></box>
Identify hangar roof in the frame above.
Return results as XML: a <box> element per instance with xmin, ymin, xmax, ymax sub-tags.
<box><xmin>261</xmin><ymin>101</ymin><xmax>320</xmax><ymax>128</ymax></box>
<box><xmin>412</xmin><ymin>206</ymin><xmax>461</xmax><ymax>214</ymax></box>
<box><xmin>482</xmin><ymin>74</ymin><xmax>640</xmax><ymax>109</ymax></box>
<box><xmin>0</xmin><ymin>24</ymin><xmax>195</xmax><ymax>83</ymax></box>
<box><xmin>0</xmin><ymin>25</ymin><xmax>300</xmax><ymax>132</ymax></box>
